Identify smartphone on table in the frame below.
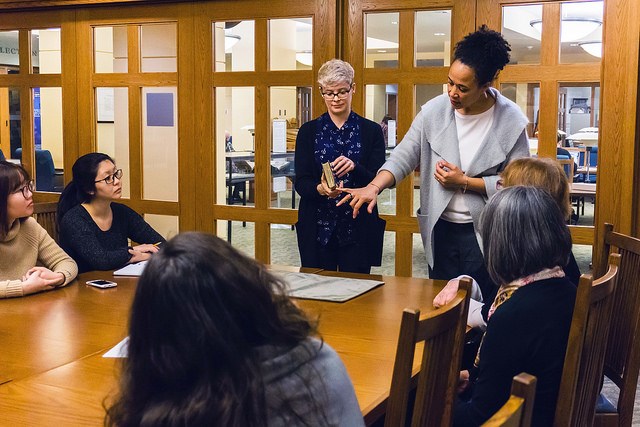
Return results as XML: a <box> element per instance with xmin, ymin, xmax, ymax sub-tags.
<box><xmin>86</xmin><ymin>279</ymin><xmax>117</xmax><ymax>289</ymax></box>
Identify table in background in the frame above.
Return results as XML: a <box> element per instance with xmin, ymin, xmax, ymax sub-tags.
<box><xmin>0</xmin><ymin>269</ymin><xmax>443</xmax><ymax>426</ymax></box>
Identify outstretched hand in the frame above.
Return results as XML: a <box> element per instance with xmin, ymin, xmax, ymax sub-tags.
<box><xmin>336</xmin><ymin>184</ymin><xmax>380</xmax><ymax>218</ymax></box>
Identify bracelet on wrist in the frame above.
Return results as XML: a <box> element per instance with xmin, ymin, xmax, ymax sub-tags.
<box><xmin>368</xmin><ymin>182</ymin><xmax>381</xmax><ymax>193</ymax></box>
<box><xmin>462</xmin><ymin>176</ymin><xmax>469</xmax><ymax>193</ymax></box>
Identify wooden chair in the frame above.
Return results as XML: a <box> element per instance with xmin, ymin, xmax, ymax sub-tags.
<box><xmin>482</xmin><ymin>373</ymin><xmax>537</xmax><ymax>427</ymax></box>
<box><xmin>384</xmin><ymin>278</ymin><xmax>471</xmax><ymax>427</ymax></box>
<box><xmin>32</xmin><ymin>201</ymin><xmax>59</xmax><ymax>242</ymax></box>
<box><xmin>554</xmin><ymin>253</ymin><xmax>621</xmax><ymax>427</ymax></box>
<box><xmin>592</xmin><ymin>224</ymin><xmax>640</xmax><ymax>427</ymax></box>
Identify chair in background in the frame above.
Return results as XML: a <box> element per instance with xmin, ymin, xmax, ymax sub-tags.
<box><xmin>593</xmin><ymin>224</ymin><xmax>640</xmax><ymax>427</ymax></box>
<box><xmin>554</xmin><ymin>253</ymin><xmax>621</xmax><ymax>427</ymax></box>
<box><xmin>384</xmin><ymin>278</ymin><xmax>471</xmax><ymax>427</ymax></box>
<box><xmin>15</xmin><ymin>148</ymin><xmax>58</xmax><ymax>192</ymax></box>
<box><xmin>0</xmin><ymin>148</ymin><xmax>5</xmax><ymax>161</ymax></box>
<box><xmin>482</xmin><ymin>373</ymin><xmax>537</xmax><ymax>427</ymax></box>
<box><xmin>32</xmin><ymin>201</ymin><xmax>59</xmax><ymax>242</ymax></box>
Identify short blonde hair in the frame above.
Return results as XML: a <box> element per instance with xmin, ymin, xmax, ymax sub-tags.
<box><xmin>317</xmin><ymin>59</ymin><xmax>354</xmax><ymax>88</ymax></box>
<box><xmin>501</xmin><ymin>157</ymin><xmax>572</xmax><ymax>220</ymax></box>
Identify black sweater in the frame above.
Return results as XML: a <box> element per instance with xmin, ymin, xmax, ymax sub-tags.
<box><xmin>454</xmin><ymin>277</ymin><xmax>576</xmax><ymax>427</ymax></box>
<box><xmin>59</xmin><ymin>203</ymin><xmax>165</xmax><ymax>273</ymax></box>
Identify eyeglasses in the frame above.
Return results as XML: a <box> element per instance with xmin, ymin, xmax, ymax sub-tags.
<box><xmin>320</xmin><ymin>85</ymin><xmax>353</xmax><ymax>100</ymax></box>
<box><xmin>13</xmin><ymin>180</ymin><xmax>34</xmax><ymax>198</ymax></box>
<box><xmin>95</xmin><ymin>169</ymin><xmax>123</xmax><ymax>185</ymax></box>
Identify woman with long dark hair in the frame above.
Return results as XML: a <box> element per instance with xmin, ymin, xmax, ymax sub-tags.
<box><xmin>0</xmin><ymin>161</ymin><xmax>77</xmax><ymax>298</ymax></box>
<box><xmin>105</xmin><ymin>232</ymin><xmax>363</xmax><ymax>427</ymax></box>
<box><xmin>58</xmin><ymin>153</ymin><xmax>164</xmax><ymax>272</ymax></box>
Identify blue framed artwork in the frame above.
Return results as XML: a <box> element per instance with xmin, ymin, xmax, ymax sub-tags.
<box><xmin>146</xmin><ymin>93</ymin><xmax>174</xmax><ymax>127</ymax></box>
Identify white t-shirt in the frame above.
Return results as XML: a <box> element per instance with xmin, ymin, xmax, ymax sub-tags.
<box><xmin>441</xmin><ymin>105</ymin><xmax>495</xmax><ymax>223</ymax></box>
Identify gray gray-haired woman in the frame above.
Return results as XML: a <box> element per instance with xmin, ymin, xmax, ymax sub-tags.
<box><xmin>453</xmin><ymin>186</ymin><xmax>576</xmax><ymax>426</ymax></box>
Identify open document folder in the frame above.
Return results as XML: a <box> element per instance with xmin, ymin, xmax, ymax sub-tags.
<box><xmin>274</xmin><ymin>271</ymin><xmax>384</xmax><ymax>302</ymax></box>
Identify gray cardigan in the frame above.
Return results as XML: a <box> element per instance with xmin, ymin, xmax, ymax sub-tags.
<box><xmin>381</xmin><ymin>87</ymin><xmax>529</xmax><ymax>267</ymax></box>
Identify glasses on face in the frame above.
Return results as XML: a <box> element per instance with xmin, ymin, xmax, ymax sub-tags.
<box><xmin>320</xmin><ymin>85</ymin><xmax>353</xmax><ymax>100</ymax></box>
<box><xmin>13</xmin><ymin>180</ymin><xmax>34</xmax><ymax>198</ymax></box>
<box><xmin>95</xmin><ymin>169</ymin><xmax>123</xmax><ymax>185</ymax></box>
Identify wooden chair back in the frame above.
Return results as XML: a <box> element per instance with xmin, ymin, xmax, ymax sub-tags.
<box><xmin>32</xmin><ymin>201</ymin><xmax>59</xmax><ymax>242</ymax></box>
<box><xmin>593</xmin><ymin>223</ymin><xmax>640</xmax><ymax>426</ymax></box>
<box><xmin>482</xmin><ymin>373</ymin><xmax>537</xmax><ymax>427</ymax></box>
<box><xmin>554</xmin><ymin>253</ymin><xmax>621</xmax><ymax>427</ymax></box>
<box><xmin>384</xmin><ymin>278</ymin><xmax>471</xmax><ymax>427</ymax></box>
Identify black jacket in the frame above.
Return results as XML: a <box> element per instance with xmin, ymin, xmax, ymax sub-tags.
<box><xmin>294</xmin><ymin>113</ymin><xmax>386</xmax><ymax>268</ymax></box>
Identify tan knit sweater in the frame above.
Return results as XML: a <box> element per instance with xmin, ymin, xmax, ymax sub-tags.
<box><xmin>0</xmin><ymin>217</ymin><xmax>78</xmax><ymax>298</ymax></box>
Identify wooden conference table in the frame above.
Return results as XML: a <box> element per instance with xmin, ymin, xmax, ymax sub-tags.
<box><xmin>0</xmin><ymin>268</ymin><xmax>445</xmax><ymax>426</ymax></box>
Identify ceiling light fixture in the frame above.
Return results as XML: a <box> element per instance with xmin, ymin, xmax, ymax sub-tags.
<box><xmin>530</xmin><ymin>18</ymin><xmax>602</xmax><ymax>43</ymax></box>
<box><xmin>295</xmin><ymin>50</ymin><xmax>312</xmax><ymax>66</ymax></box>
<box><xmin>579</xmin><ymin>41</ymin><xmax>602</xmax><ymax>58</ymax></box>
<box><xmin>224</xmin><ymin>34</ymin><xmax>241</xmax><ymax>52</ymax></box>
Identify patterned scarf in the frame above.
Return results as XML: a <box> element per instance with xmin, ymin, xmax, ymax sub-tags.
<box><xmin>314</xmin><ymin>112</ymin><xmax>362</xmax><ymax>246</ymax></box>
<box><xmin>474</xmin><ymin>266</ymin><xmax>565</xmax><ymax>368</ymax></box>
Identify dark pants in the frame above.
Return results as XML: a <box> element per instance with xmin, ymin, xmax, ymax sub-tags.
<box><xmin>429</xmin><ymin>218</ymin><xmax>487</xmax><ymax>283</ymax></box>
<box><xmin>316</xmin><ymin>232</ymin><xmax>371</xmax><ymax>274</ymax></box>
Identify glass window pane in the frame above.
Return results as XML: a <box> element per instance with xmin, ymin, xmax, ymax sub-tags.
<box><xmin>219</xmin><ymin>220</ymin><xmax>255</xmax><ymax>258</ymax></box>
<box><xmin>33</xmin><ymin>87</ymin><xmax>63</xmax><ymax>192</ymax></box>
<box><xmin>96</xmin><ymin>87</ymin><xmax>130</xmax><ymax>198</ymax></box>
<box><xmin>364</xmin><ymin>84</ymin><xmax>397</xmax><ymax>215</ymax></box>
<box><xmin>412</xmin><ymin>233</ymin><xmax>428</xmax><ymax>278</ymax></box>
<box><xmin>0</xmin><ymin>87</ymin><xmax>21</xmax><ymax>160</ymax></box>
<box><xmin>144</xmin><ymin>214</ymin><xmax>178</xmax><ymax>240</ymax></box>
<box><xmin>365</xmin><ymin>12</ymin><xmax>399</xmax><ymax>68</ymax></box>
<box><xmin>415</xmin><ymin>10</ymin><xmax>451</xmax><ymax>67</ymax></box>
<box><xmin>502</xmin><ymin>4</ymin><xmax>542</xmax><ymax>65</ymax></box>
<box><xmin>269</xmin><ymin>86</ymin><xmax>310</xmax><ymax>210</ymax></box>
<box><xmin>271</xmin><ymin>224</ymin><xmax>299</xmax><ymax>267</ymax></box>
<box><xmin>213</xmin><ymin>20</ymin><xmax>255</xmax><ymax>72</ymax></box>
<box><xmin>215</xmin><ymin>86</ymin><xmax>255</xmax><ymax>206</ymax></box>
<box><xmin>94</xmin><ymin>26</ymin><xmax>128</xmax><ymax>73</ymax></box>
<box><xmin>140</xmin><ymin>23</ymin><xmax>177</xmax><ymax>73</ymax></box>
<box><xmin>269</xmin><ymin>18</ymin><xmax>312</xmax><ymax>71</ymax></box>
<box><xmin>141</xmin><ymin>87</ymin><xmax>178</xmax><ymax>201</ymax></box>
<box><xmin>31</xmin><ymin>29</ymin><xmax>61</xmax><ymax>74</ymax></box>
<box><xmin>560</xmin><ymin>1</ymin><xmax>603</xmax><ymax>64</ymax></box>
<box><xmin>0</xmin><ymin>31</ymin><xmax>20</xmax><ymax>73</ymax></box>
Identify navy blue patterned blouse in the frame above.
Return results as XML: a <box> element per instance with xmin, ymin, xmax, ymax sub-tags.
<box><xmin>313</xmin><ymin>112</ymin><xmax>362</xmax><ymax>246</ymax></box>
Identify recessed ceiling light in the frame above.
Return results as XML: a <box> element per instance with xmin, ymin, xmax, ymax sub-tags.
<box><xmin>526</xmin><ymin>45</ymin><xmax>533</xmax><ymax>50</ymax></box>
<box><xmin>434</xmin><ymin>32</ymin><xmax>445</xmax><ymax>36</ymax></box>
<box><xmin>391</xmin><ymin>21</ymin><xmax>398</xmax><ymax>25</ymax></box>
<box><xmin>377</xmin><ymin>50</ymin><xmax>387</xmax><ymax>53</ymax></box>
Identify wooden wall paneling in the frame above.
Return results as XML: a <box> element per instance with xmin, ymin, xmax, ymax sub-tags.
<box><xmin>343</xmin><ymin>0</ymin><xmax>363</xmax><ymax>114</ymax></box>
<box><xmin>126</xmin><ymin>24</ymin><xmax>142</xmax><ymax>202</ymax></box>
<box><xmin>451</xmin><ymin>0</ymin><xmax>476</xmax><ymax>44</ymax></box>
<box><xmin>177</xmin><ymin>5</ymin><xmax>196</xmax><ymax>231</ymax></box>
<box><xmin>540</xmin><ymin>3</ymin><xmax>560</xmax><ymax>66</ymax></box>
<box><xmin>537</xmin><ymin>80</ymin><xmax>558</xmax><ymax>159</ymax></box>
<box><xmin>253</xmin><ymin>18</ymin><xmax>270</xmax><ymax>262</ymax></box>
<box><xmin>74</xmin><ymin>14</ymin><xmax>93</xmax><ymax>157</ymax></box>
<box><xmin>61</xmin><ymin>13</ymin><xmax>79</xmax><ymax>188</ymax></box>
<box><xmin>596</xmin><ymin>0</ymin><xmax>640</xmax><ymax>250</ymax></box>
<box><xmin>193</xmin><ymin>2</ymin><xmax>214</xmax><ymax>233</ymax></box>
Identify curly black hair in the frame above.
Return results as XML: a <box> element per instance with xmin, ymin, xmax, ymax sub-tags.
<box><xmin>453</xmin><ymin>25</ymin><xmax>511</xmax><ymax>86</ymax></box>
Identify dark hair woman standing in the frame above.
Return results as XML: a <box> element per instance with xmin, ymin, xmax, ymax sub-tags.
<box><xmin>58</xmin><ymin>153</ymin><xmax>164</xmax><ymax>272</ymax></box>
<box><xmin>343</xmin><ymin>26</ymin><xmax>529</xmax><ymax>300</ymax></box>
<box><xmin>105</xmin><ymin>232</ymin><xmax>363</xmax><ymax>427</ymax></box>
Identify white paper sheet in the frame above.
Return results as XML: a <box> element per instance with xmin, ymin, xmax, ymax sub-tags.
<box><xmin>274</xmin><ymin>271</ymin><xmax>384</xmax><ymax>302</ymax></box>
<box><xmin>103</xmin><ymin>337</ymin><xmax>129</xmax><ymax>358</ymax></box>
<box><xmin>113</xmin><ymin>261</ymin><xmax>148</xmax><ymax>276</ymax></box>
